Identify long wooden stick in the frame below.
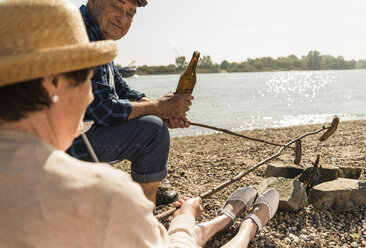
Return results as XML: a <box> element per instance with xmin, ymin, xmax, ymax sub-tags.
<box><xmin>156</xmin><ymin>123</ymin><xmax>334</xmax><ymax>220</ymax></box>
<box><xmin>190</xmin><ymin>122</ymin><xmax>286</xmax><ymax>148</ymax></box>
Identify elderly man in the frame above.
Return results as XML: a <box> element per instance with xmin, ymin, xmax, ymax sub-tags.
<box><xmin>67</xmin><ymin>0</ymin><xmax>194</xmax><ymax>205</ymax></box>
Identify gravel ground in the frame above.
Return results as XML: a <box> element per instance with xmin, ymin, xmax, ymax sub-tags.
<box><xmin>116</xmin><ymin>120</ymin><xmax>366</xmax><ymax>247</ymax></box>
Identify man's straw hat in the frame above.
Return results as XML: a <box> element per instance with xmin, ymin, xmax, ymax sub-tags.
<box><xmin>137</xmin><ymin>0</ymin><xmax>148</xmax><ymax>7</ymax></box>
<box><xmin>0</xmin><ymin>0</ymin><xmax>117</xmax><ymax>87</ymax></box>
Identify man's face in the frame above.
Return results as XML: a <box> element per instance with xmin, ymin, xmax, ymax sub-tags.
<box><xmin>90</xmin><ymin>0</ymin><xmax>137</xmax><ymax>40</ymax></box>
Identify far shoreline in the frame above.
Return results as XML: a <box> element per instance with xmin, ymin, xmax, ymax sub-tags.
<box><xmin>134</xmin><ymin>68</ymin><xmax>366</xmax><ymax>77</ymax></box>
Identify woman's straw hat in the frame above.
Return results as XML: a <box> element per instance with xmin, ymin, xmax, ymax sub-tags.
<box><xmin>0</xmin><ymin>0</ymin><xmax>117</xmax><ymax>87</ymax></box>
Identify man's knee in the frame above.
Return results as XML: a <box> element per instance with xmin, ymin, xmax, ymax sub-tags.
<box><xmin>139</xmin><ymin>115</ymin><xmax>169</xmax><ymax>146</ymax></box>
<box><xmin>139</xmin><ymin>115</ymin><xmax>165</xmax><ymax>129</ymax></box>
<box><xmin>130</xmin><ymin>115</ymin><xmax>170</xmax><ymax>183</ymax></box>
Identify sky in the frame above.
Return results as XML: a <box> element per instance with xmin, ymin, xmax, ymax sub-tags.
<box><xmin>70</xmin><ymin>0</ymin><xmax>366</xmax><ymax>66</ymax></box>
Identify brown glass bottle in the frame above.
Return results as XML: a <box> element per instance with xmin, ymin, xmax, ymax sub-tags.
<box><xmin>176</xmin><ymin>51</ymin><xmax>200</xmax><ymax>94</ymax></box>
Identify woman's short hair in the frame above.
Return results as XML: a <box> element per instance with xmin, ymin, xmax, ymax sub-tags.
<box><xmin>0</xmin><ymin>68</ymin><xmax>93</xmax><ymax>123</ymax></box>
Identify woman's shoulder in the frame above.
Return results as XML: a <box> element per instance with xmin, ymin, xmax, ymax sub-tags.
<box><xmin>48</xmin><ymin>151</ymin><xmax>151</xmax><ymax>202</ymax></box>
<box><xmin>47</xmin><ymin>151</ymin><xmax>156</xmax><ymax>218</ymax></box>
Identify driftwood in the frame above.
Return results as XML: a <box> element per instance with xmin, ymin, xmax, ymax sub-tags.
<box><xmin>156</xmin><ymin>116</ymin><xmax>339</xmax><ymax>220</ymax></box>
<box><xmin>305</xmin><ymin>154</ymin><xmax>322</xmax><ymax>194</ymax></box>
<box><xmin>294</xmin><ymin>140</ymin><xmax>302</xmax><ymax>165</ymax></box>
<box><xmin>190</xmin><ymin>122</ymin><xmax>286</xmax><ymax>148</ymax></box>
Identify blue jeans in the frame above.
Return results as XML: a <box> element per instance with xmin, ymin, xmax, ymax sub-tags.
<box><xmin>68</xmin><ymin>115</ymin><xmax>169</xmax><ymax>183</ymax></box>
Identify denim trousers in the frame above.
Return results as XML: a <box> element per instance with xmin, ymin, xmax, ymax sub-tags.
<box><xmin>70</xmin><ymin>115</ymin><xmax>170</xmax><ymax>183</ymax></box>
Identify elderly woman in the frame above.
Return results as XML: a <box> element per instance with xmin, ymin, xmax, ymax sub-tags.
<box><xmin>0</xmin><ymin>0</ymin><xmax>279</xmax><ymax>247</ymax></box>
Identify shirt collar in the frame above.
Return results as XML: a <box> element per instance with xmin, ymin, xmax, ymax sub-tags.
<box><xmin>79</xmin><ymin>5</ymin><xmax>105</xmax><ymax>40</ymax></box>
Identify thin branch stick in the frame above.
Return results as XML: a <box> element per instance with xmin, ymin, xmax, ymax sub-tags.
<box><xmin>156</xmin><ymin>125</ymin><xmax>330</xmax><ymax>220</ymax></box>
<box><xmin>81</xmin><ymin>133</ymin><xmax>100</xmax><ymax>163</ymax></box>
<box><xmin>190</xmin><ymin>122</ymin><xmax>293</xmax><ymax>150</ymax></box>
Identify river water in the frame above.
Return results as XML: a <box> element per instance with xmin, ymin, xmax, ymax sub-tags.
<box><xmin>126</xmin><ymin>70</ymin><xmax>366</xmax><ymax>137</ymax></box>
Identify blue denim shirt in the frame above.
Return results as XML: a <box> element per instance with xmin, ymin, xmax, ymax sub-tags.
<box><xmin>68</xmin><ymin>5</ymin><xmax>145</xmax><ymax>159</ymax></box>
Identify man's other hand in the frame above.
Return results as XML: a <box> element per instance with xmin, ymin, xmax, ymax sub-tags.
<box><xmin>164</xmin><ymin>117</ymin><xmax>191</xmax><ymax>129</ymax></box>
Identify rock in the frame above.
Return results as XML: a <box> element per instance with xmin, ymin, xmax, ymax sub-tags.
<box><xmin>214</xmin><ymin>240</ymin><xmax>220</xmax><ymax>246</ymax></box>
<box><xmin>339</xmin><ymin>166</ymin><xmax>362</xmax><ymax>179</ymax></box>
<box><xmin>321</xmin><ymin>233</ymin><xmax>328</xmax><ymax>238</ymax></box>
<box><xmin>324</xmin><ymin>210</ymin><xmax>333</xmax><ymax>220</ymax></box>
<box><xmin>300</xmin><ymin>234</ymin><xmax>308</xmax><ymax>241</ymax></box>
<box><xmin>350</xmin><ymin>241</ymin><xmax>358</xmax><ymax>247</ymax></box>
<box><xmin>265</xmin><ymin>163</ymin><xmax>304</xmax><ymax>178</ymax></box>
<box><xmin>256</xmin><ymin>177</ymin><xmax>307</xmax><ymax>212</ymax></box>
<box><xmin>309</xmin><ymin>233</ymin><xmax>316</xmax><ymax>240</ymax></box>
<box><xmin>283</xmin><ymin>237</ymin><xmax>291</xmax><ymax>243</ymax></box>
<box><xmin>289</xmin><ymin>233</ymin><xmax>300</xmax><ymax>243</ymax></box>
<box><xmin>299</xmin><ymin>164</ymin><xmax>344</xmax><ymax>185</ymax></box>
<box><xmin>308</xmin><ymin>241</ymin><xmax>315</xmax><ymax>247</ymax></box>
<box><xmin>309</xmin><ymin>178</ymin><xmax>366</xmax><ymax>210</ymax></box>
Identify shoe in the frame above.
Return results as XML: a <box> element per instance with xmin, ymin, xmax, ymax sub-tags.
<box><xmin>243</xmin><ymin>188</ymin><xmax>279</xmax><ymax>235</ymax></box>
<box><xmin>155</xmin><ymin>188</ymin><xmax>179</xmax><ymax>206</ymax></box>
<box><xmin>216</xmin><ymin>186</ymin><xmax>257</xmax><ymax>224</ymax></box>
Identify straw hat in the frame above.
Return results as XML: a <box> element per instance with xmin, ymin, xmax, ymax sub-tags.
<box><xmin>0</xmin><ymin>0</ymin><xmax>117</xmax><ymax>87</ymax></box>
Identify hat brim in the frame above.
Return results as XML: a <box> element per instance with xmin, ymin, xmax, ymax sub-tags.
<box><xmin>0</xmin><ymin>39</ymin><xmax>117</xmax><ymax>87</ymax></box>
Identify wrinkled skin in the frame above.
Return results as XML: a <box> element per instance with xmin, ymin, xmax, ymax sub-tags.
<box><xmin>87</xmin><ymin>0</ymin><xmax>138</xmax><ymax>40</ymax></box>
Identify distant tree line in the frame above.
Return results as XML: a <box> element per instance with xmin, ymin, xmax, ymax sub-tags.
<box><xmin>135</xmin><ymin>50</ymin><xmax>366</xmax><ymax>75</ymax></box>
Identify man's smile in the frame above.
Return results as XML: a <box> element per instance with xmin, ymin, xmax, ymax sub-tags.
<box><xmin>110</xmin><ymin>22</ymin><xmax>123</xmax><ymax>30</ymax></box>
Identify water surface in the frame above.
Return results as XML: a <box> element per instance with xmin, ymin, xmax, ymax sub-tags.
<box><xmin>126</xmin><ymin>70</ymin><xmax>366</xmax><ymax>137</ymax></box>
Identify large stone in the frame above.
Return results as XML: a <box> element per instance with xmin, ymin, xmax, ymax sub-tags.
<box><xmin>299</xmin><ymin>165</ymin><xmax>344</xmax><ymax>185</ymax></box>
<box><xmin>256</xmin><ymin>177</ymin><xmax>307</xmax><ymax>212</ymax></box>
<box><xmin>339</xmin><ymin>166</ymin><xmax>362</xmax><ymax>179</ymax></box>
<box><xmin>265</xmin><ymin>163</ymin><xmax>304</xmax><ymax>179</ymax></box>
<box><xmin>309</xmin><ymin>178</ymin><xmax>366</xmax><ymax>210</ymax></box>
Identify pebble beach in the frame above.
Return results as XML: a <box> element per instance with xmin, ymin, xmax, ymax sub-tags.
<box><xmin>116</xmin><ymin>119</ymin><xmax>366</xmax><ymax>247</ymax></box>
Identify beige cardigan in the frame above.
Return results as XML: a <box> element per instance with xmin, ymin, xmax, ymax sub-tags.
<box><xmin>0</xmin><ymin>130</ymin><xmax>198</xmax><ymax>248</ymax></box>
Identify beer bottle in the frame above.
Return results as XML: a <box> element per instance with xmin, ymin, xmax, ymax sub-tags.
<box><xmin>176</xmin><ymin>51</ymin><xmax>200</xmax><ymax>94</ymax></box>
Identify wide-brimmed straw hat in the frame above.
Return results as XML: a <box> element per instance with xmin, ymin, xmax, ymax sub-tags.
<box><xmin>0</xmin><ymin>0</ymin><xmax>117</xmax><ymax>87</ymax></box>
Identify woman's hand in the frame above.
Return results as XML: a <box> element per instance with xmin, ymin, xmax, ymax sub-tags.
<box><xmin>173</xmin><ymin>196</ymin><xmax>203</xmax><ymax>219</ymax></box>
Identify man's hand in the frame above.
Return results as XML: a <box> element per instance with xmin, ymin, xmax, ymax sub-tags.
<box><xmin>164</xmin><ymin>116</ymin><xmax>191</xmax><ymax>129</ymax></box>
<box><xmin>155</xmin><ymin>92</ymin><xmax>194</xmax><ymax>119</ymax></box>
<box><xmin>173</xmin><ymin>197</ymin><xmax>203</xmax><ymax>219</ymax></box>
<box><xmin>129</xmin><ymin>93</ymin><xmax>194</xmax><ymax>120</ymax></box>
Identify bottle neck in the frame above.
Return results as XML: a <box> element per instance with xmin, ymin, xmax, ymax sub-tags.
<box><xmin>186</xmin><ymin>57</ymin><xmax>198</xmax><ymax>73</ymax></box>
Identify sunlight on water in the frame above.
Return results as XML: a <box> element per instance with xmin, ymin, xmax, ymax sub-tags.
<box><xmin>126</xmin><ymin>70</ymin><xmax>366</xmax><ymax>137</ymax></box>
<box><xmin>262</xmin><ymin>71</ymin><xmax>335</xmax><ymax>106</ymax></box>
<box><xmin>235</xmin><ymin>113</ymin><xmax>357</xmax><ymax>132</ymax></box>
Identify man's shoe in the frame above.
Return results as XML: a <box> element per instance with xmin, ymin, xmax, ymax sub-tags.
<box><xmin>156</xmin><ymin>188</ymin><xmax>179</xmax><ymax>206</ymax></box>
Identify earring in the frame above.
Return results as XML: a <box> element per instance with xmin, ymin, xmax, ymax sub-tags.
<box><xmin>51</xmin><ymin>94</ymin><xmax>59</xmax><ymax>103</ymax></box>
